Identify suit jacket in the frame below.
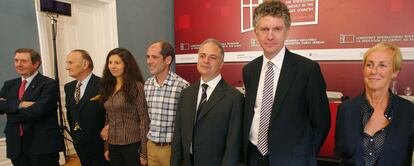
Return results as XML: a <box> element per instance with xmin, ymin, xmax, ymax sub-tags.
<box><xmin>0</xmin><ymin>73</ymin><xmax>64</xmax><ymax>159</ymax></box>
<box><xmin>64</xmin><ymin>74</ymin><xmax>106</xmax><ymax>156</ymax></box>
<box><xmin>335</xmin><ymin>94</ymin><xmax>414</xmax><ymax>166</ymax></box>
<box><xmin>171</xmin><ymin>78</ymin><xmax>244</xmax><ymax>166</ymax></box>
<box><xmin>242</xmin><ymin>49</ymin><xmax>331</xmax><ymax>165</ymax></box>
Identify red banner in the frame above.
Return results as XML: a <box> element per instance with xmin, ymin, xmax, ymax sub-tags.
<box><xmin>175</xmin><ymin>0</ymin><xmax>414</xmax><ymax>62</ymax></box>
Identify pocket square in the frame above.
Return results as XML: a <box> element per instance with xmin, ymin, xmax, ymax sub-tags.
<box><xmin>90</xmin><ymin>95</ymin><xmax>100</xmax><ymax>101</ymax></box>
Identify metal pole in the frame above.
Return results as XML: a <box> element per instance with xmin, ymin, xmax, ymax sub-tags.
<box><xmin>49</xmin><ymin>15</ymin><xmax>68</xmax><ymax>160</ymax></box>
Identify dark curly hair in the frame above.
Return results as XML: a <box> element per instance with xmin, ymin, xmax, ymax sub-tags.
<box><xmin>100</xmin><ymin>48</ymin><xmax>144</xmax><ymax>104</ymax></box>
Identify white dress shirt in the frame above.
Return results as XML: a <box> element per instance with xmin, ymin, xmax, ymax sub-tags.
<box><xmin>249</xmin><ymin>47</ymin><xmax>286</xmax><ymax>145</ymax></box>
<box><xmin>75</xmin><ymin>73</ymin><xmax>92</xmax><ymax>100</ymax></box>
<box><xmin>196</xmin><ymin>74</ymin><xmax>222</xmax><ymax>110</ymax></box>
<box><xmin>21</xmin><ymin>71</ymin><xmax>39</xmax><ymax>90</ymax></box>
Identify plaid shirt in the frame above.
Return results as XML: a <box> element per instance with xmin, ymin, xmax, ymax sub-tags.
<box><xmin>144</xmin><ymin>71</ymin><xmax>189</xmax><ymax>143</ymax></box>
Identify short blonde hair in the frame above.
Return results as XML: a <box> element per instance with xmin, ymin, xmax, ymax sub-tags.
<box><xmin>363</xmin><ymin>42</ymin><xmax>403</xmax><ymax>71</ymax></box>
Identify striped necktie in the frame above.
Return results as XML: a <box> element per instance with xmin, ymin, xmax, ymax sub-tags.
<box><xmin>257</xmin><ymin>61</ymin><xmax>274</xmax><ymax>155</ymax></box>
<box><xmin>196</xmin><ymin>83</ymin><xmax>209</xmax><ymax>120</ymax></box>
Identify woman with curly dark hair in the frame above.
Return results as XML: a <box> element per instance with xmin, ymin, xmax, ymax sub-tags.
<box><xmin>99</xmin><ymin>48</ymin><xmax>149</xmax><ymax>166</ymax></box>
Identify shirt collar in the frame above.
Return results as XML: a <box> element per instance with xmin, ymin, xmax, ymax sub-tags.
<box><xmin>153</xmin><ymin>71</ymin><xmax>173</xmax><ymax>87</ymax></box>
<box><xmin>262</xmin><ymin>47</ymin><xmax>286</xmax><ymax>71</ymax></box>
<box><xmin>200</xmin><ymin>74</ymin><xmax>222</xmax><ymax>90</ymax></box>
<box><xmin>361</xmin><ymin>92</ymin><xmax>394</xmax><ymax>120</ymax></box>
<box><xmin>21</xmin><ymin>71</ymin><xmax>39</xmax><ymax>85</ymax></box>
<box><xmin>79</xmin><ymin>73</ymin><xmax>92</xmax><ymax>86</ymax></box>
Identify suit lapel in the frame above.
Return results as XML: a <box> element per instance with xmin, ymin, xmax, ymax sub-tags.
<box><xmin>196</xmin><ymin>79</ymin><xmax>226</xmax><ymax>122</ymax></box>
<box><xmin>186</xmin><ymin>82</ymin><xmax>199</xmax><ymax>142</ymax></box>
<box><xmin>77</xmin><ymin>74</ymin><xmax>98</xmax><ymax>110</ymax></box>
<box><xmin>189</xmin><ymin>82</ymin><xmax>200</xmax><ymax>124</ymax></box>
<box><xmin>22</xmin><ymin>74</ymin><xmax>43</xmax><ymax>100</ymax></box>
<box><xmin>379</xmin><ymin>97</ymin><xmax>398</xmax><ymax>163</ymax></box>
<box><xmin>270</xmin><ymin>51</ymin><xmax>297</xmax><ymax>123</ymax></box>
<box><xmin>11</xmin><ymin>79</ymin><xmax>21</xmax><ymax>100</ymax></box>
<box><xmin>352</xmin><ymin>96</ymin><xmax>365</xmax><ymax>164</ymax></box>
<box><xmin>246</xmin><ymin>58</ymin><xmax>263</xmax><ymax>128</ymax></box>
<box><xmin>66</xmin><ymin>81</ymin><xmax>76</xmax><ymax>105</ymax></box>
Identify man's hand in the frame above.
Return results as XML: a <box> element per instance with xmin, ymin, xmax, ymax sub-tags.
<box><xmin>140</xmin><ymin>157</ymin><xmax>148</xmax><ymax>166</ymax></box>
<box><xmin>20</xmin><ymin>101</ymin><xmax>35</xmax><ymax>108</ymax></box>
<box><xmin>101</xmin><ymin>124</ymin><xmax>109</xmax><ymax>141</ymax></box>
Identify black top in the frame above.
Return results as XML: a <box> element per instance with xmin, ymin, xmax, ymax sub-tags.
<box><xmin>361</xmin><ymin>94</ymin><xmax>393</xmax><ymax>166</ymax></box>
<box><xmin>335</xmin><ymin>93</ymin><xmax>414</xmax><ymax>166</ymax></box>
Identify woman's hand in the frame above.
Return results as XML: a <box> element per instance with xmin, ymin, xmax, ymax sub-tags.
<box><xmin>104</xmin><ymin>150</ymin><xmax>110</xmax><ymax>161</ymax></box>
<box><xmin>100</xmin><ymin>124</ymin><xmax>109</xmax><ymax>141</ymax></box>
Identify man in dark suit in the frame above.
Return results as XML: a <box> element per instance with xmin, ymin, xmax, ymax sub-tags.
<box><xmin>64</xmin><ymin>49</ymin><xmax>108</xmax><ymax>166</ymax></box>
<box><xmin>0</xmin><ymin>48</ymin><xmax>64</xmax><ymax>166</ymax></box>
<box><xmin>242</xmin><ymin>1</ymin><xmax>331</xmax><ymax>166</ymax></box>
<box><xmin>171</xmin><ymin>38</ymin><xmax>244</xmax><ymax>166</ymax></box>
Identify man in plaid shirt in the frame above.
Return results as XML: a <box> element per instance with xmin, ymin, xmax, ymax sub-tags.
<box><xmin>144</xmin><ymin>41</ymin><xmax>189</xmax><ymax>166</ymax></box>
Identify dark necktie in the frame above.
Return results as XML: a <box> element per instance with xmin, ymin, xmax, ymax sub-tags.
<box><xmin>192</xmin><ymin>83</ymin><xmax>209</xmax><ymax>154</ymax></box>
<box><xmin>18</xmin><ymin>79</ymin><xmax>27</xmax><ymax>136</ymax></box>
<box><xmin>75</xmin><ymin>82</ymin><xmax>82</xmax><ymax>104</ymax></box>
<box><xmin>257</xmin><ymin>61</ymin><xmax>274</xmax><ymax>155</ymax></box>
<box><xmin>196</xmin><ymin>84</ymin><xmax>209</xmax><ymax>120</ymax></box>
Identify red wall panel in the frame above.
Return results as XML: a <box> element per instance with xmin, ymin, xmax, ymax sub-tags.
<box><xmin>177</xmin><ymin>61</ymin><xmax>414</xmax><ymax>98</ymax></box>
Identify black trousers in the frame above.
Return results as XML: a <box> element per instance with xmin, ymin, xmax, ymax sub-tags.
<box><xmin>109</xmin><ymin>142</ymin><xmax>140</xmax><ymax>166</ymax></box>
<box><xmin>11</xmin><ymin>152</ymin><xmax>59</xmax><ymax>166</ymax></box>
<box><xmin>74</xmin><ymin>141</ymin><xmax>109</xmax><ymax>166</ymax></box>
<box><xmin>247</xmin><ymin>142</ymin><xmax>269</xmax><ymax>166</ymax></box>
